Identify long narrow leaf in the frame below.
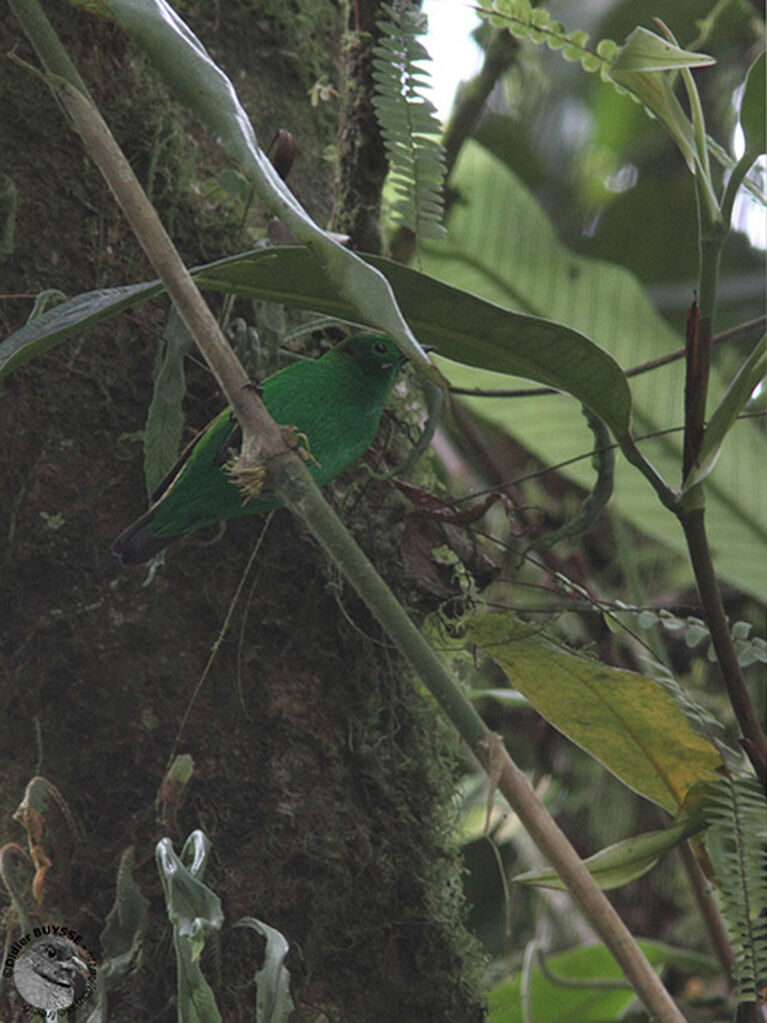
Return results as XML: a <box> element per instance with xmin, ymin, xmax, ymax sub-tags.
<box><xmin>0</xmin><ymin>248</ymin><xmax>633</xmax><ymax>439</ymax></box>
<box><xmin>0</xmin><ymin>282</ymin><xmax>162</xmax><ymax>378</ymax></box>
<box><xmin>514</xmin><ymin>818</ymin><xmax>703</xmax><ymax>891</ymax></box>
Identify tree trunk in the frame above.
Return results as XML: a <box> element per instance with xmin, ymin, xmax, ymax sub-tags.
<box><xmin>0</xmin><ymin>3</ymin><xmax>485</xmax><ymax>1020</ymax></box>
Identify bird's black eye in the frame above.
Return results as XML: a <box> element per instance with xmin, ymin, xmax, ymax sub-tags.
<box><xmin>374</xmin><ymin>341</ymin><xmax>387</xmax><ymax>354</ymax></box>
<box><xmin>47</xmin><ymin>947</ymin><xmax>57</xmax><ymax>959</ymax></box>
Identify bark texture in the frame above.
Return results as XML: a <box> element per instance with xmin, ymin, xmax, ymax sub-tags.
<box><xmin>0</xmin><ymin>4</ymin><xmax>485</xmax><ymax>1020</ymax></box>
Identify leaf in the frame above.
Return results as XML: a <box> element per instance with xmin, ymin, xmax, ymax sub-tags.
<box><xmin>704</xmin><ymin>775</ymin><xmax>767</xmax><ymax>1001</ymax></box>
<box><xmin>418</xmin><ymin>141</ymin><xmax>767</xmax><ymax>602</ymax></box>
<box><xmin>0</xmin><ymin>247</ymin><xmax>633</xmax><ymax>439</ymax></box>
<box><xmin>608</xmin><ymin>27</ymin><xmax>715</xmax><ymax>73</ymax></box>
<box><xmin>373</xmin><ymin>1</ymin><xmax>447</xmax><ymax>240</ymax></box>
<box><xmin>234</xmin><ymin>918</ymin><xmax>294</xmax><ymax>1023</ymax></box>
<box><xmin>739</xmin><ymin>51</ymin><xmax>766</xmax><ymax>161</ymax></box>
<box><xmin>465</xmin><ymin>613</ymin><xmax>723</xmax><ymax>813</ymax></box>
<box><xmin>488</xmin><ymin>940</ymin><xmax>719</xmax><ymax>1023</ymax></box>
<box><xmin>156</xmin><ymin>832</ymin><xmax>224</xmax><ymax>1023</ymax></box>
<box><xmin>156</xmin><ymin>832</ymin><xmax>222</xmax><ymax>950</ymax></box>
<box><xmin>144</xmin><ymin>306</ymin><xmax>193</xmax><ymax>496</ymax></box>
<box><xmin>514</xmin><ymin>818</ymin><xmax>702</xmax><ymax>891</ymax></box>
<box><xmin>683</xmin><ymin>334</ymin><xmax>766</xmax><ymax>491</ymax></box>
<box><xmin>99</xmin><ymin>847</ymin><xmax>150</xmax><ymax>980</ymax></box>
<box><xmin>197</xmin><ymin>251</ymin><xmax>633</xmax><ymax>436</ymax></box>
<box><xmin>0</xmin><ymin>281</ymin><xmax>162</xmax><ymax>380</ymax></box>
<box><xmin>608</xmin><ymin>56</ymin><xmax>698</xmax><ymax>174</ymax></box>
<box><xmin>608</xmin><ymin>28</ymin><xmax>717</xmax><ymax>194</ymax></box>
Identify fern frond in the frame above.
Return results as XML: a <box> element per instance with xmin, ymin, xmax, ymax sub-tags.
<box><xmin>637</xmin><ymin>608</ymin><xmax>767</xmax><ymax>670</ymax></box>
<box><xmin>372</xmin><ymin>0</ymin><xmax>447</xmax><ymax>241</ymax></box>
<box><xmin>476</xmin><ymin>0</ymin><xmax>618</xmax><ymax>80</ymax></box>
<box><xmin>704</xmin><ymin>774</ymin><xmax>767</xmax><ymax>1002</ymax></box>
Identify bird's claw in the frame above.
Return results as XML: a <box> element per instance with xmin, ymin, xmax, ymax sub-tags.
<box><xmin>225</xmin><ymin>425</ymin><xmax>320</xmax><ymax>503</ymax></box>
<box><xmin>225</xmin><ymin>457</ymin><xmax>267</xmax><ymax>502</ymax></box>
<box><xmin>282</xmin><ymin>424</ymin><xmax>322</xmax><ymax>469</ymax></box>
<box><xmin>243</xmin><ymin>377</ymin><xmax>264</xmax><ymax>396</ymax></box>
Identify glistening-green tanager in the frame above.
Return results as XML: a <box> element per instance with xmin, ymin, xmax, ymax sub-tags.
<box><xmin>113</xmin><ymin>332</ymin><xmax>406</xmax><ymax>564</ymax></box>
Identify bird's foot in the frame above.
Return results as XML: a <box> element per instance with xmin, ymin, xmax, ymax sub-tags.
<box><xmin>243</xmin><ymin>377</ymin><xmax>264</xmax><ymax>396</ymax></box>
<box><xmin>282</xmin><ymin>424</ymin><xmax>322</xmax><ymax>469</ymax></box>
<box><xmin>225</xmin><ymin>456</ymin><xmax>267</xmax><ymax>503</ymax></box>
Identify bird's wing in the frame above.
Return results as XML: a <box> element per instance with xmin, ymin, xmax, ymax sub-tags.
<box><xmin>149</xmin><ymin>408</ymin><xmax>238</xmax><ymax>503</ymax></box>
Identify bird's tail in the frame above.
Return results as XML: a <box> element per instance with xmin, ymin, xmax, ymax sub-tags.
<box><xmin>112</xmin><ymin>509</ymin><xmax>170</xmax><ymax>566</ymax></box>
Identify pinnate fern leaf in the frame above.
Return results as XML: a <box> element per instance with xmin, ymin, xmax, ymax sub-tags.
<box><xmin>372</xmin><ymin>1</ymin><xmax>447</xmax><ymax>241</ymax></box>
<box><xmin>704</xmin><ymin>774</ymin><xmax>767</xmax><ymax>1003</ymax></box>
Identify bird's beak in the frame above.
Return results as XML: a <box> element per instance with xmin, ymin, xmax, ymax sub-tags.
<box><xmin>420</xmin><ymin>344</ymin><xmax>436</xmax><ymax>354</ymax></box>
<box><xmin>61</xmin><ymin>954</ymin><xmax>90</xmax><ymax>979</ymax></box>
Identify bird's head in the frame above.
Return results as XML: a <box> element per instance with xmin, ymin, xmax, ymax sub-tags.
<box><xmin>336</xmin><ymin>333</ymin><xmax>408</xmax><ymax>378</ymax></box>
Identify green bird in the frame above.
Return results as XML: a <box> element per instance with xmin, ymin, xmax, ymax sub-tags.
<box><xmin>113</xmin><ymin>332</ymin><xmax>408</xmax><ymax>565</ymax></box>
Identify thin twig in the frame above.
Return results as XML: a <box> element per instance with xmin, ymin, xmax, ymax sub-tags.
<box><xmin>677</xmin><ymin>838</ymin><xmax>735</xmax><ymax>986</ymax></box>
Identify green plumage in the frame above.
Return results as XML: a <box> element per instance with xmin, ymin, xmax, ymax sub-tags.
<box><xmin>113</xmin><ymin>333</ymin><xmax>406</xmax><ymax>565</ymax></box>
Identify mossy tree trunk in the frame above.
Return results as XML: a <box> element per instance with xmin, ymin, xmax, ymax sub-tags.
<box><xmin>0</xmin><ymin>3</ymin><xmax>485</xmax><ymax>1020</ymax></box>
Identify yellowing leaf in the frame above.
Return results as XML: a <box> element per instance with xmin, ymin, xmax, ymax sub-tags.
<box><xmin>466</xmin><ymin>613</ymin><xmax>722</xmax><ymax>813</ymax></box>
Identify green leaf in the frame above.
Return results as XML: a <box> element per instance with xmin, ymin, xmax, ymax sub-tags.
<box><xmin>683</xmin><ymin>334</ymin><xmax>766</xmax><ymax>491</ymax></box>
<box><xmin>195</xmin><ymin>250</ymin><xmax>633</xmax><ymax>437</ymax></box>
<box><xmin>156</xmin><ymin>832</ymin><xmax>224</xmax><ymax>1023</ymax></box>
<box><xmin>101</xmin><ymin>847</ymin><xmax>149</xmax><ymax>958</ymax></box>
<box><xmin>234</xmin><ymin>918</ymin><xmax>294</xmax><ymax>1023</ymax></box>
<box><xmin>608</xmin><ymin>56</ymin><xmax>699</xmax><ymax>173</ymax></box>
<box><xmin>607</xmin><ymin>27</ymin><xmax>717</xmax><ymax>196</ymax></box>
<box><xmin>0</xmin><ymin>281</ymin><xmax>162</xmax><ymax>380</ymax></box>
<box><xmin>489</xmin><ymin>940</ymin><xmax>718</xmax><ymax>1023</ymax></box>
<box><xmin>0</xmin><ymin>247</ymin><xmax>632</xmax><ymax>439</ymax></box>
<box><xmin>721</xmin><ymin>52</ymin><xmax>766</xmax><ymax>226</ymax></box>
<box><xmin>144</xmin><ymin>306</ymin><xmax>193</xmax><ymax>496</ymax></box>
<box><xmin>704</xmin><ymin>776</ymin><xmax>767</xmax><ymax>1001</ymax></box>
<box><xmin>739</xmin><ymin>51</ymin><xmax>766</xmax><ymax>161</ymax></box>
<box><xmin>514</xmin><ymin>818</ymin><xmax>702</xmax><ymax>891</ymax></box>
<box><xmin>373</xmin><ymin>1</ymin><xmax>446</xmax><ymax>240</ymax></box>
<box><xmin>156</xmin><ymin>832</ymin><xmax>222</xmax><ymax>951</ymax></box>
<box><xmin>465</xmin><ymin>613</ymin><xmax>723</xmax><ymax>813</ymax></box>
<box><xmin>97</xmin><ymin>846</ymin><xmax>150</xmax><ymax>988</ymax></box>
<box><xmin>162</xmin><ymin>753</ymin><xmax>195</xmax><ymax>788</ymax></box>
<box><xmin>609</xmin><ymin>27</ymin><xmax>714</xmax><ymax>73</ymax></box>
